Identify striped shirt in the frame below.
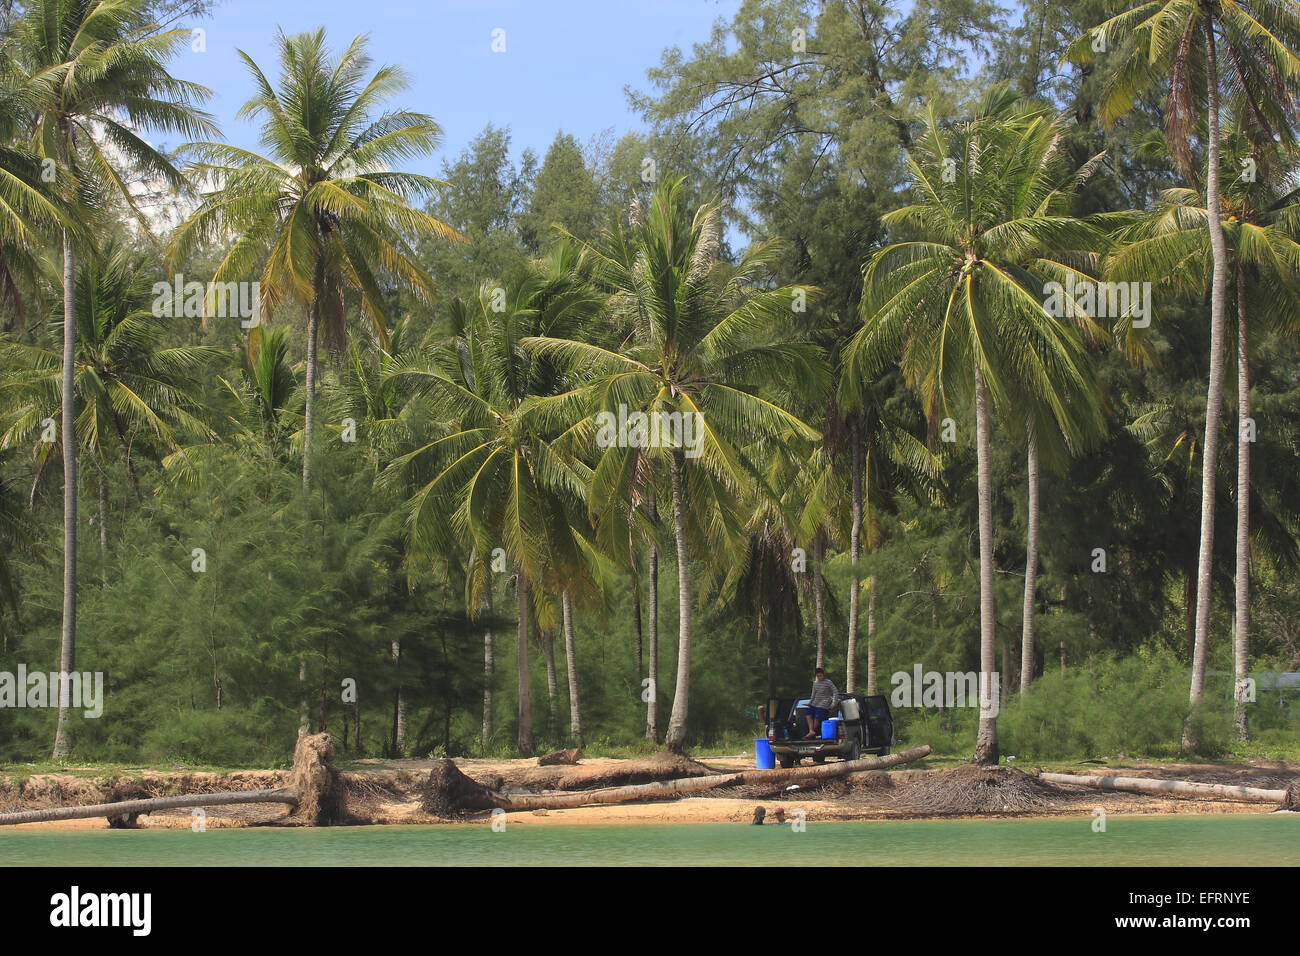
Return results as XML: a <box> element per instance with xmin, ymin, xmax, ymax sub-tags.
<box><xmin>809</xmin><ymin>677</ymin><xmax>837</xmax><ymax>709</ymax></box>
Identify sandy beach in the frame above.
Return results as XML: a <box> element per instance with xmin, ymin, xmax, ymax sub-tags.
<box><xmin>2</xmin><ymin>754</ymin><xmax>1294</xmax><ymax>831</ymax></box>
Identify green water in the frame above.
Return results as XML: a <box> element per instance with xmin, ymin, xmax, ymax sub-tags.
<box><xmin>1</xmin><ymin>814</ymin><xmax>1296</xmax><ymax>866</ymax></box>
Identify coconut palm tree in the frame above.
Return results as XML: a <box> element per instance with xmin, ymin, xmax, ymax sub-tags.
<box><xmin>7</xmin><ymin>0</ymin><xmax>216</xmax><ymax>757</ymax></box>
<box><xmin>524</xmin><ymin>175</ymin><xmax>827</xmax><ymax>753</ymax></box>
<box><xmin>381</xmin><ymin>251</ymin><xmax>602</xmax><ymax>754</ymax></box>
<box><xmin>1068</xmin><ymin>0</ymin><xmax>1300</xmax><ymax>747</ymax></box>
<box><xmin>1107</xmin><ymin>132</ymin><xmax>1300</xmax><ymax>739</ymax></box>
<box><xmin>0</xmin><ymin>84</ymin><xmax>66</xmax><ymax>332</ymax></box>
<box><xmin>844</xmin><ymin>93</ymin><xmax>1108</xmax><ymax>763</ymax></box>
<box><xmin>0</xmin><ymin>238</ymin><xmax>219</xmax><ymax>585</ymax></box>
<box><xmin>169</xmin><ymin>28</ymin><xmax>458</xmax><ymax>494</ymax></box>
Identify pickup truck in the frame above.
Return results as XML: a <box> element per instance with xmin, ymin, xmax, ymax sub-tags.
<box><xmin>765</xmin><ymin>693</ymin><xmax>894</xmax><ymax>768</ymax></box>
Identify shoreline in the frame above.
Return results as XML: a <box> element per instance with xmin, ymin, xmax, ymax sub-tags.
<box><xmin>2</xmin><ymin>754</ymin><xmax>1294</xmax><ymax>832</ymax></box>
<box><xmin>3</xmin><ymin>803</ymin><xmax>1293</xmax><ymax>832</ymax></box>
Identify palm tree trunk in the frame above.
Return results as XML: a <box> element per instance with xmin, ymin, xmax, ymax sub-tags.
<box><xmin>1021</xmin><ymin>416</ymin><xmax>1040</xmax><ymax>693</ymax></box>
<box><xmin>813</xmin><ymin>531</ymin><xmax>826</xmax><ymax>669</ymax></box>
<box><xmin>302</xmin><ymin>299</ymin><xmax>319</xmax><ymax>492</ymax></box>
<box><xmin>664</xmin><ymin>449</ymin><xmax>692</xmax><ymax>753</ymax></box>
<box><xmin>866</xmin><ymin>575</ymin><xmax>878</xmax><ymax>694</ymax></box>
<box><xmin>1186</xmin><ymin>11</ymin><xmax>1230</xmax><ymax>753</ymax></box>
<box><xmin>646</xmin><ymin>493</ymin><xmax>660</xmax><ymax>743</ymax></box>
<box><xmin>542</xmin><ymin>627</ymin><xmax>559</xmax><ymax>736</ymax></box>
<box><xmin>973</xmin><ymin>365</ymin><xmax>999</xmax><ymax>765</ymax></box>
<box><xmin>562</xmin><ymin>589</ymin><xmax>583</xmax><ymax>746</ymax></box>
<box><xmin>1233</xmin><ymin>261</ymin><xmax>1251</xmax><ymax>741</ymax></box>
<box><xmin>52</xmin><ymin>227</ymin><xmax>76</xmax><ymax>760</ymax></box>
<box><xmin>98</xmin><ymin>466</ymin><xmax>108</xmax><ymax>589</ymax></box>
<box><xmin>482</xmin><ymin>581</ymin><xmax>494</xmax><ymax>751</ymax></box>
<box><xmin>847</xmin><ymin>417</ymin><xmax>863</xmax><ymax>692</ymax></box>
<box><xmin>516</xmin><ymin>572</ymin><xmax>534</xmax><ymax>754</ymax></box>
<box><xmin>631</xmin><ymin>543</ymin><xmax>643</xmax><ymax>677</ymax></box>
<box><xmin>391</xmin><ymin>640</ymin><xmax>405</xmax><ymax>754</ymax></box>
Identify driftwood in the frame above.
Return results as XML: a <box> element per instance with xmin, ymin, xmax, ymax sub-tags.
<box><xmin>0</xmin><ymin>732</ymin><xmax>348</xmax><ymax>827</ymax></box>
<box><xmin>1039</xmin><ymin>771</ymin><xmax>1300</xmax><ymax>809</ymax></box>
<box><xmin>424</xmin><ymin>745</ymin><xmax>931</xmax><ymax>815</ymax></box>
<box><xmin>0</xmin><ymin>789</ymin><xmax>298</xmax><ymax>827</ymax></box>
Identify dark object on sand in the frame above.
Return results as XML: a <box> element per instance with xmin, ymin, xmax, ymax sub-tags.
<box><xmin>421</xmin><ymin>759</ymin><xmax>503</xmax><ymax>816</ymax></box>
<box><xmin>537</xmin><ymin>748</ymin><xmax>583</xmax><ymax>767</ymax></box>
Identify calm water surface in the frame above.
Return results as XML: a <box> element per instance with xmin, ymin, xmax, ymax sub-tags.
<box><xmin>1</xmin><ymin>814</ymin><xmax>1295</xmax><ymax>866</ymax></box>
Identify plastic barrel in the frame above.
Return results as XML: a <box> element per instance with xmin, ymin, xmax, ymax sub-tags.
<box><xmin>821</xmin><ymin>718</ymin><xmax>840</xmax><ymax>739</ymax></box>
<box><xmin>754</xmin><ymin>738</ymin><xmax>776</xmax><ymax>769</ymax></box>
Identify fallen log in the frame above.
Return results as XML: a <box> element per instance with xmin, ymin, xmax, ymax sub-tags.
<box><xmin>1039</xmin><ymin>772</ymin><xmax>1299</xmax><ymax>808</ymax></box>
<box><xmin>425</xmin><ymin>745</ymin><xmax>931</xmax><ymax>814</ymax></box>
<box><xmin>0</xmin><ymin>789</ymin><xmax>299</xmax><ymax>827</ymax></box>
<box><xmin>0</xmin><ymin>732</ymin><xmax>349</xmax><ymax>828</ymax></box>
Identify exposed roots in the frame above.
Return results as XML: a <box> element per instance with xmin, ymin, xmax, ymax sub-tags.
<box><xmin>891</xmin><ymin>764</ymin><xmax>1064</xmax><ymax>815</ymax></box>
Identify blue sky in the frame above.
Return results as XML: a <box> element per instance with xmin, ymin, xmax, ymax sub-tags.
<box><xmin>170</xmin><ymin>0</ymin><xmax>742</xmax><ymax>173</ymax></box>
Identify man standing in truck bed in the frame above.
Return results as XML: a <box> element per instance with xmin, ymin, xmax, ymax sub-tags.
<box><xmin>803</xmin><ymin>667</ymin><xmax>838</xmax><ymax>738</ymax></box>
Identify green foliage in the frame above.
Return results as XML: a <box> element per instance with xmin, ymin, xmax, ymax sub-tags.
<box><xmin>1</xmin><ymin>1</ymin><xmax>1298</xmax><ymax>768</ymax></box>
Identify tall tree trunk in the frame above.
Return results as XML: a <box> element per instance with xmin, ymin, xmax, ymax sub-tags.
<box><xmin>1185</xmin><ymin>10</ymin><xmax>1229</xmax><ymax>754</ymax></box>
<box><xmin>1233</xmin><ymin>261</ymin><xmax>1251</xmax><ymax>742</ymax></box>
<box><xmin>516</xmin><ymin>573</ymin><xmax>534</xmax><ymax>754</ymax></box>
<box><xmin>53</xmin><ymin>228</ymin><xmax>77</xmax><ymax>759</ymax></box>
<box><xmin>302</xmin><ymin>299</ymin><xmax>319</xmax><ymax>492</ymax></box>
<box><xmin>866</xmin><ymin>575</ymin><xmax>878</xmax><ymax>694</ymax></box>
<box><xmin>761</xmin><ymin>605</ymin><xmax>774</xmax><ymax>700</ymax></box>
<box><xmin>973</xmin><ymin>365</ymin><xmax>999</xmax><ymax>765</ymax></box>
<box><xmin>98</xmin><ymin>467</ymin><xmax>108</xmax><ymax>589</ymax></box>
<box><xmin>391</xmin><ymin>640</ymin><xmax>405</xmax><ymax>755</ymax></box>
<box><xmin>645</xmin><ymin>494</ymin><xmax>660</xmax><ymax>743</ymax></box>
<box><xmin>482</xmin><ymin>581</ymin><xmax>494</xmax><ymax>751</ymax></box>
<box><xmin>664</xmin><ymin>449</ymin><xmax>692</xmax><ymax>753</ymax></box>
<box><xmin>318</xmin><ymin>635</ymin><xmax>328</xmax><ymax>733</ymax></box>
<box><xmin>562</xmin><ymin>589</ymin><xmax>583</xmax><ymax>745</ymax></box>
<box><xmin>631</xmin><ymin>546</ymin><xmax>643</xmax><ymax>678</ymax></box>
<box><xmin>542</xmin><ymin>627</ymin><xmax>559</xmax><ymax>736</ymax></box>
<box><xmin>847</xmin><ymin>417</ymin><xmax>863</xmax><ymax>692</ymax></box>
<box><xmin>1002</xmin><ymin>642</ymin><xmax>1012</xmax><ymax>707</ymax></box>
<box><xmin>298</xmin><ymin>658</ymin><xmax>309</xmax><ymax>735</ymax></box>
<box><xmin>813</xmin><ymin>531</ymin><xmax>826</xmax><ymax>669</ymax></box>
<box><xmin>1021</xmin><ymin>417</ymin><xmax>1040</xmax><ymax>693</ymax></box>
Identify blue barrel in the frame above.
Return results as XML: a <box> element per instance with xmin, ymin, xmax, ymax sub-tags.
<box><xmin>754</xmin><ymin>738</ymin><xmax>775</xmax><ymax>769</ymax></box>
<box><xmin>821</xmin><ymin>718</ymin><xmax>840</xmax><ymax>739</ymax></box>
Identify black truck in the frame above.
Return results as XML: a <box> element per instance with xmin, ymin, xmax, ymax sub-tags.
<box><xmin>765</xmin><ymin>693</ymin><xmax>894</xmax><ymax>767</ymax></box>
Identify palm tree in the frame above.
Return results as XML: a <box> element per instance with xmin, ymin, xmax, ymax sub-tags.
<box><xmin>381</xmin><ymin>256</ymin><xmax>600</xmax><ymax>754</ymax></box>
<box><xmin>1068</xmin><ymin>0</ymin><xmax>1300</xmax><ymax>747</ymax></box>
<box><xmin>845</xmin><ymin>93</ymin><xmax>1107</xmax><ymax>763</ymax></box>
<box><xmin>525</xmin><ymin>175</ymin><xmax>827</xmax><ymax>753</ymax></box>
<box><xmin>0</xmin><ymin>84</ymin><xmax>66</xmax><ymax>332</ymax></box>
<box><xmin>1108</xmin><ymin>137</ymin><xmax>1300</xmax><ymax>739</ymax></box>
<box><xmin>170</xmin><ymin>28</ymin><xmax>458</xmax><ymax>494</ymax></box>
<box><xmin>1</xmin><ymin>238</ymin><xmax>219</xmax><ymax>584</ymax></box>
<box><xmin>8</xmin><ymin>0</ymin><xmax>216</xmax><ymax>757</ymax></box>
<box><xmin>829</xmin><ymin>376</ymin><xmax>947</xmax><ymax>693</ymax></box>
